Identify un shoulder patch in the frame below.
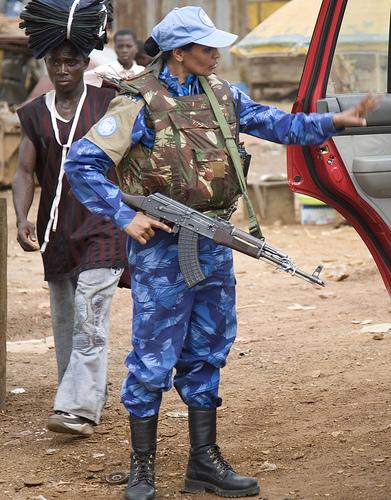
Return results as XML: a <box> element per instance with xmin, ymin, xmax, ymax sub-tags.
<box><xmin>96</xmin><ymin>115</ymin><xmax>118</xmax><ymax>137</ymax></box>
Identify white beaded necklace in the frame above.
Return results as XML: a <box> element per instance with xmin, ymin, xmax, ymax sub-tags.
<box><xmin>41</xmin><ymin>83</ymin><xmax>87</xmax><ymax>253</ymax></box>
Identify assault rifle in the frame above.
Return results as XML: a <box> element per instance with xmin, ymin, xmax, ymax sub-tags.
<box><xmin>122</xmin><ymin>192</ymin><xmax>325</xmax><ymax>288</ymax></box>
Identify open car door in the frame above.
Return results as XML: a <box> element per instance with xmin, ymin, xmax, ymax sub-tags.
<box><xmin>287</xmin><ymin>0</ymin><xmax>391</xmax><ymax>294</ymax></box>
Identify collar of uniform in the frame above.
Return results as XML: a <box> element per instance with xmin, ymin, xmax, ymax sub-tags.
<box><xmin>159</xmin><ymin>64</ymin><xmax>201</xmax><ymax>96</ymax></box>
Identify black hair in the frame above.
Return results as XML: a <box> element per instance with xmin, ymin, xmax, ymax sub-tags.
<box><xmin>144</xmin><ymin>36</ymin><xmax>194</xmax><ymax>63</ymax></box>
<box><xmin>114</xmin><ymin>29</ymin><xmax>137</xmax><ymax>43</ymax></box>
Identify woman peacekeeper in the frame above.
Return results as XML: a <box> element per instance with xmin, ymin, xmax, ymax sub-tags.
<box><xmin>64</xmin><ymin>6</ymin><xmax>377</xmax><ymax>499</ymax></box>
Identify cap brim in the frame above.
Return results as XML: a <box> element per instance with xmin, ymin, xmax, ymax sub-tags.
<box><xmin>195</xmin><ymin>29</ymin><xmax>238</xmax><ymax>48</ymax></box>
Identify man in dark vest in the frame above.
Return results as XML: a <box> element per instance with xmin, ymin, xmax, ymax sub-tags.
<box><xmin>64</xmin><ymin>6</ymin><xmax>378</xmax><ymax>498</ymax></box>
<box><xmin>13</xmin><ymin>0</ymin><xmax>127</xmax><ymax>438</ymax></box>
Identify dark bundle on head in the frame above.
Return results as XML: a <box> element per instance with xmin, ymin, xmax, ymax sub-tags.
<box><xmin>20</xmin><ymin>0</ymin><xmax>113</xmax><ymax>59</ymax></box>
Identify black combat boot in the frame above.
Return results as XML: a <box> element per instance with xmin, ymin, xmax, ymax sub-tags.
<box><xmin>184</xmin><ymin>407</ymin><xmax>260</xmax><ymax>498</ymax></box>
<box><xmin>124</xmin><ymin>414</ymin><xmax>158</xmax><ymax>500</ymax></box>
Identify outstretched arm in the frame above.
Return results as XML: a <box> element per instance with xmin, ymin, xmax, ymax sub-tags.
<box><xmin>230</xmin><ymin>85</ymin><xmax>380</xmax><ymax>145</ymax></box>
<box><xmin>332</xmin><ymin>92</ymin><xmax>380</xmax><ymax>128</ymax></box>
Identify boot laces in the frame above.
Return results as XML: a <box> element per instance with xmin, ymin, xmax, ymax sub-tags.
<box><xmin>132</xmin><ymin>451</ymin><xmax>155</xmax><ymax>485</ymax></box>
<box><xmin>207</xmin><ymin>445</ymin><xmax>233</xmax><ymax>475</ymax></box>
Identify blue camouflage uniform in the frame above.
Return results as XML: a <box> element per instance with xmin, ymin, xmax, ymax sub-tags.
<box><xmin>65</xmin><ymin>64</ymin><xmax>337</xmax><ymax>418</ymax></box>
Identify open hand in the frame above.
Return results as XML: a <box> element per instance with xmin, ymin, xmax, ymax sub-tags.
<box><xmin>333</xmin><ymin>92</ymin><xmax>382</xmax><ymax>129</ymax></box>
<box><xmin>17</xmin><ymin>220</ymin><xmax>40</xmax><ymax>252</ymax></box>
<box><xmin>124</xmin><ymin>212</ymin><xmax>171</xmax><ymax>244</ymax></box>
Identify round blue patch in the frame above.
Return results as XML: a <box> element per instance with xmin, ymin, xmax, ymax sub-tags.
<box><xmin>97</xmin><ymin>115</ymin><xmax>118</xmax><ymax>137</ymax></box>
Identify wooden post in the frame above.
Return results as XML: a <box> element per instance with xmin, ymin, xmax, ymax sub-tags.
<box><xmin>0</xmin><ymin>197</ymin><xmax>7</xmax><ymax>411</ymax></box>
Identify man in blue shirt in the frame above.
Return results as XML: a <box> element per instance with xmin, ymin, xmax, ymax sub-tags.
<box><xmin>65</xmin><ymin>6</ymin><xmax>377</xmax><ymax>500</ymax></box>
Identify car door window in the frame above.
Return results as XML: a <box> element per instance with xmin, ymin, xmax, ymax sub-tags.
<box><xmin>326</xmin><ymin>0</ymin><xmax>389</xmax><ymax>95</ymax></box>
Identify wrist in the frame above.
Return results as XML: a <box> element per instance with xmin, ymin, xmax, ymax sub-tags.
<box><xmin>16</xmin><ymin>218</ymin><xmax>27</xmax><ymax>228</ymax></box>
<box><xmin>332</xmin><ymin>112</ymin><xmax>346</xmax><ymax>131</ymax></box>
<box><xmin>332</xmin><ymin>113</ymin><xmax>342</xmax><ymax>129</ymax></box>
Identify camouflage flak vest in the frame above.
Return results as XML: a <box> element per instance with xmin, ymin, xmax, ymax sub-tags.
<box><xmin>117</xmin><ymin>72</ymin><xmax>242</xmax><ymax>216</ymax></box>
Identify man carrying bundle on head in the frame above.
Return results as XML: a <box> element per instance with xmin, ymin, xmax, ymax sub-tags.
<box><xmin>12</xmin><ymin>0</ymin><xmax>127</xmax><ymax>438</ymax></box>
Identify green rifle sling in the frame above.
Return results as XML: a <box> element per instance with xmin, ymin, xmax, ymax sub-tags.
<box><xmin>199</xmin><ymin>76</ymin><xmax>263</xmax><ymax>238</ymax></box>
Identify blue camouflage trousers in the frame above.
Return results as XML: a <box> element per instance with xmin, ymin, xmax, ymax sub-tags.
<box><xmin>121</xmin><ymin>231</ymin><xmax>237</xmax><ymax>418</ymax></box>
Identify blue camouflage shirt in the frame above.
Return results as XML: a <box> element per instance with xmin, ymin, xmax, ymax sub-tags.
<box><xmin>65</xmin><ymin>64</ymin><xmax>337</xmax><ymax>230</ymax></box>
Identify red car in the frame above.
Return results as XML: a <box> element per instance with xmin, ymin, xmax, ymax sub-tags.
<box><xmin>287</xmin><ymin>0</ymin><xmax>391</xmax><ymax>294</ymax></box>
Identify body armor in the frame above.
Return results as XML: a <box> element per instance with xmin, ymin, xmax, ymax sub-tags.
<box><xmin>117</xmin><ymin>72</ymin><xmax>242</xmax><ymax>216</ymax></box>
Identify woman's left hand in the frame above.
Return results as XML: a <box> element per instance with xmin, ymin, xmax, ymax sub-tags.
<box><xmin>332</xmin><ymin>92</ymin><xmax>382</xmax><ymax>129</ymax></box>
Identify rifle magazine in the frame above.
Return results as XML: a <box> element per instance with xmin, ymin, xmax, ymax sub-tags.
<box><xmin>178</xmin><ymin>228</ymin><xmax>206</xmax><ymax>288</ymax></box>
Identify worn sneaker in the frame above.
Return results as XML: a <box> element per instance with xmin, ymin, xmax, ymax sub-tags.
<box><xmin>47</xmin><ymin>411</ymin><xmax>95</xmax><ymax>437</ymax></box>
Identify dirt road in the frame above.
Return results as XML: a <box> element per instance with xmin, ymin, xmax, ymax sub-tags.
<box><xmin>1</xmin><ymin>174</ymin><xmax>390</xmax><ymax>500</ymax></box>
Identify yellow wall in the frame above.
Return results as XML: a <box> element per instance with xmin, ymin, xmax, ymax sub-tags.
<box><xmin>248</xmin><ymin>0</ymin><xmax>290</xmax><ymax>30</ymax></box>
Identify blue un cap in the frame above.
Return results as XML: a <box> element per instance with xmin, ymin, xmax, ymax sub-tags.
<box><xmin>151</xmin><ymin>6</ymin><xmax>238</xmax><ymax>51</ymax></box>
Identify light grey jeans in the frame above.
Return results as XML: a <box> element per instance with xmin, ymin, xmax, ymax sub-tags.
<box><xmin>48</xmin><ymin>267</ymin><xmax>123</xmax><ymax>423</ymax></box>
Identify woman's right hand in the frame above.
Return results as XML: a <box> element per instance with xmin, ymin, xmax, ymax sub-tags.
<box><xmin>332</xmin><ymin>92</ymin><xmax>381</xmax><ymax>129</ymax></box>
<box><xmin>17</xmin><ymin>220</ymin><xmax>40</xmax><ymax>251</ymax></box>
<box><xmin>124</xmin><ymin>212</ymin><xmax>171</xmax><ymax>244</ymax></box>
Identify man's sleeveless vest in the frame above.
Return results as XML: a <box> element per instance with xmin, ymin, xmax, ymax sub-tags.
<box><xmin>117</xmin><ymin>72</ymin><xmax>242</xmax><ymax>215</ymax></box>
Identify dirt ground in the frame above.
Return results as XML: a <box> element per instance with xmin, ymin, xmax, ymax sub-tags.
<box><xmin>1</xmin><ymin>132</ymin><xmax>390</xmax><ymax>500</ymax></box>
